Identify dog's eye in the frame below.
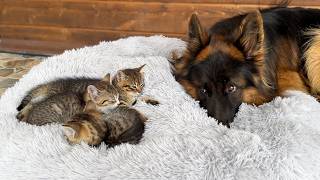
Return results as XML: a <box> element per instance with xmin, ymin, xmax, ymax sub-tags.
<box><xmin>200</xmin><ymin>87</ymin><xmax>212</xmax><ymax>97</ymax></box>
<box><xmin>225</xmin><ymin>84</ymin><xmax>237</xmax><ymax>93</ymax></box>
<box><xmin>200</xmin><ymin>83</ymin><xmax>212</xmax><ymax>97</ymax></box>
<box><xmin>200</xmin><ymin>88</ymin><xmax>207</xmax><ymax>94</ymax></box>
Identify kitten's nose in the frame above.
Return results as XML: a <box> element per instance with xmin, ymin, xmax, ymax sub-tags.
<box><xmin>137</xmin><ymin>88</ymin><xmax>142</xmax><ymax>93</ymax></box>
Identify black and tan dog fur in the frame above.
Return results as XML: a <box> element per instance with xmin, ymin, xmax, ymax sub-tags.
<box><xmin>174</xmin><ymin>6</ymin><xmax>320</xmax><ymax>126</ymax></box>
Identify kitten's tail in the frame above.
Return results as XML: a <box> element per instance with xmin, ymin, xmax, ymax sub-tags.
<box><xmin>17</xmin><ymin>95</ymin><xmax>32</xmax><ymax>111</ymax></box>
<box><xmin>17</xmin><ymin>85</ymin><xmax>48</xmax><ymax>111</ymax></box>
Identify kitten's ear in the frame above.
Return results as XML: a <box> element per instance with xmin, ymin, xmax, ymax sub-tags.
<box><xmin>87</xmin><ymin>85</ymin><xmax>100</xmax><ymax>102</ymax></box>
<box><xmin>102</xmin><ymin>73</ymin><xmax>112</xmax><ymax>84</ymax></box>
<box><xmin>62</xmin><ymin>125</ymin><xmax>77</xmax><ymax>138</ymax></box>
<box><xmin>84</xmin><ymin>100</ymin><xmax>96</xmax><ymax>112</ymax></box>
<box><xmin>136</xmin><ymin>64</ymin><xmax>146</xmax><ymax>73</ymax></box>
<box><xmin>114</xmin><ymin>70</ymin><xmax>126</xmax><ymax>81</ymax></box>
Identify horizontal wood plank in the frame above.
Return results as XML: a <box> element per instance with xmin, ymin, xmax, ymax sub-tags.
<box><xmin>1</xmin><ymin>0</ymin><xmax>320</xmax><ymax>55</ymax></box>
<box><xmin>0</xmin><ymin>1</ymin><xmax>260</xmax><ymax>34</ymax></box>
<box><xmin>111</xmin><ymin>0</ymin><xmax>320</xmax><ymax>6</ymax></box>
<box><xmin>0</xmin><ymin>38</ymin><xmax>83</xmax><ymax>55</ymax></box>
<box><xmin>0</xmin><ymin>24</ymin><xmax>183</xmax><ymax>41</ymax></box>
<box><xmin>4</xmin><ymin>0</ymin><xmax>320</xmax><ymax>6</ymax></box>
<box><xmin>0</xmin><ymin>25</ymin><xmax>184</xmax><ymax>55</ymax></box>
<box><xmin>104</xmin><ymin>0</ymin><xmax>320</xmax><ymax>6</ymax></box>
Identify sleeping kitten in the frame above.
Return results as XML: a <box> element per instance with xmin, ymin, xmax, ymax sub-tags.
<box><xmin>17</xmin><ymin>65</ymin><xmax>156</xmax><ymax>121</ymax></box>
<box><xmin>63</xmin><ymin>101</ymin><xmax>107</xmax><ymax>146</ymax></box>
<box><xmin>113</xmin><ymin>64</ymin><xmax>159</xmax><ymax>105</ymax></box>
<box><xmin>103</xmin><ymin>105</ymin><xmax>147</xmax><ymax>146</ymax></box>
<box><xmin>17</xmin><ymin>77</ymin><xmax>105</xmax><ymax>112</ymax></box>
<box><xmin>18</xmin><ymin>65</ymin><xmax>146</xmax><ymax>111</ymax></box>
<box><xmin>16</xmin><ymin>74</ymin><xmax>112</xmax><ymax>121</ymax></box>
<box><xmin>63</xmin><ymin>101</ymin><xmax>147</xmax><ymax>147</ymax></box>
<box><xmin>20</xmin><ymin>74</ymin><xmax>120</xmax><ymax>125</ymax></box>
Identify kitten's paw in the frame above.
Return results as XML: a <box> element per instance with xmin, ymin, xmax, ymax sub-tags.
<box><xmin>16</xmin><ymin>111</ymin><xmax>28</xmax><ymax>122</ymax></box>
<box><xmin>16</xmin><ymin>104</ymin><xmax>33</xmax><ymax>122</ymax></box>
<box><xmin>145</xmin><ymin>99</ymin><xmax>160</xmax><ymax>105</ymax></box>
<box><xmin>140</xmin><ymin>96</ymin><xmax>160</xmax><ymax>106</ymax></box>
<box><xmin>16</xmin><ymin>112</ymin><xmax>24</xmax><ymax>121</ymax></box>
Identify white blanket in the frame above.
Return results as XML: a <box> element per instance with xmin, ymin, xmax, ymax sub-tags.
<box><xmin>0</xmin><ymin>36</ymin><xmax>319</xmax><ymax>180</ymax></box>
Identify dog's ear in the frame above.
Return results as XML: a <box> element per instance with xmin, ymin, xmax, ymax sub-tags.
<box><xmin>188</xmin><ymin>13</ymin><xmax>209</xmax><ymax>48</ymax></box>
<box><xmin>174</xmin><ymin>13</ymin><xmax>209</xmax><ymax>76</ymax></box>
<box><xmin>238</xmin><ymin>10</ymin><xmax>264</xmax><ymax>61</ymax></box>
<box><xmin>237</xmin><ymin>11</ymin><xmax>273</xmax><ymax>88</ymax></box>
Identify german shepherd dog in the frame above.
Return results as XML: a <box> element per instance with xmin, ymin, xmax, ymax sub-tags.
<box><xmin>174</xmin><ymin>6</ymin><xmax>320</xmax><ymax>127</ymax></box>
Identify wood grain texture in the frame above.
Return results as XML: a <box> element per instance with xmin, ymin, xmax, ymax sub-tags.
<box><xmin>0</xmin><ymin>25</ymin><xmax>183</xmax><ymax>54</ymax></box>
<box><xmin>0</xmin><ymin>0</ymin><xmax>319</xmax><ymax>55</ymax></box>
<box><xmin>0</xmin><ymin>0</ymin><xmax>255</xmax><ymax>33</ymax></box>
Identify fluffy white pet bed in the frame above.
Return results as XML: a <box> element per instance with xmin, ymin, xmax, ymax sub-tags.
<box><xmin>0</xmin><ymin>36</ymin><xmax>320</xmax><ymax>179</ymax></box>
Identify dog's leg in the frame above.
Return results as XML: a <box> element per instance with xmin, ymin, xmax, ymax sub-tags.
<box><xmin>277</xmin><ymin>70</ymin><xmax>309</xmax><ymax>96</ymax></box>
<box><xmin>304</xmin><ymin>29</ymin><xmax>320</xmax><ymax>96</ymax></box>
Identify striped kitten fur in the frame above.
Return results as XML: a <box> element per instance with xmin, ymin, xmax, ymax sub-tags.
<box><xmin>103</xmin><ymin>105</ymin><xmax>147</xmax><ymax>146</ymax></box>
<box><xmin>63</xmin><ymin>101</ymin><xmax>147</xmax><ymax>147</ymax></box>
<box><xmin>63</xmin><ymin>101</ymin><xmax>108</xmax><ymax>146</ymax></box>
<box><xmin>16</xmin><ymin>65</ymin><xmax>153</xmax><ymax>125</ymax></box>
<box><xmin>20</xmin><ymin>74</ymin><xmax>120</xmax><ymax>126</ymax></box>
<box><xmin>113</xmin><ymin>64</ymin><xmax>159</xmax><ymax>106</ymax></box>
<box><xmin>62</xmin><ymin>65</ymin><xmax>156</xmax><ymax>146</ymax></box>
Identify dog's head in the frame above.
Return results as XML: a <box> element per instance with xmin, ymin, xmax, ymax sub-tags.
<box><xmin>175</xmin><ymin>11</ymin><xmax>273</xmax><ymax>126</ymax></box>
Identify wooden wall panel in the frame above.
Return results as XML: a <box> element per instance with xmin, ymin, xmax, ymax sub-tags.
<box><xmin>0</xmin><ymin>0</ymin><xmax>320</xmax><ymax>55</ymax></box>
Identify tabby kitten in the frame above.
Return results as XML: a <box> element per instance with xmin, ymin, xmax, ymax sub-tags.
<box><xmin>63</xmin><ymin>102</ymin><xmax>147</xmax><ymax>147</ymax></box>
<box><xmin>17</xmin><ymin>65</ymin><xmax>154</xmax><ymax>121</ymax></box>
<box><xmin>63</xmin><ymin>101</ymin><xmax>107</xmax><ymax>146</ymax></box>
<box><xmin>20</xmin><ymin>74</ymin><xmax>120</xmax><ymax>125</ymax></box>
<box><xmin>103</xmin><ymin>105</ymin><xmax>147</xmax><ymax>146</ymax></box>
<box><xmin>113</xmin><ymin>64</ymin><xmax>159</xmax><ymax>105</ymax></box>
<box><xmin>16</xmin><ymin>74</ymin><xmax>111</xmax><ymax>121</ymax></box>
<box><xmin>17</xmin><ymin>77</ymin><xmax>105</xmax><ymax>111</ymax></box>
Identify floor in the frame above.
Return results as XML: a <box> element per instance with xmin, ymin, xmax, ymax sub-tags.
<box><xmin>0</xmin><ymin>52</ymin><xmax>47</xmax><ymax>96</ymax></box>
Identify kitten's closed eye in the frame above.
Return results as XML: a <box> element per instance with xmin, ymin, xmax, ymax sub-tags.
<box><xmin>101</xmin><ymin>100</ymin><xmax>108</xmax><ymax>105</ymax></box>
<box><xmin>123</xmin><ymin>85</ymin><xmax>137</xmax><ymax>92</ymax></box>
<box><xmin>101</xmin><ymin>100</ymin><xmax>116</xmax><ymax>105</ymax></box>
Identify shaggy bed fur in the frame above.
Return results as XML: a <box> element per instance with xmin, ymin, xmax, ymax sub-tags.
<box><xmin>0</xmin><ymin>36</ymin><xmax>319</xmax><ymax>179</ymax></box>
